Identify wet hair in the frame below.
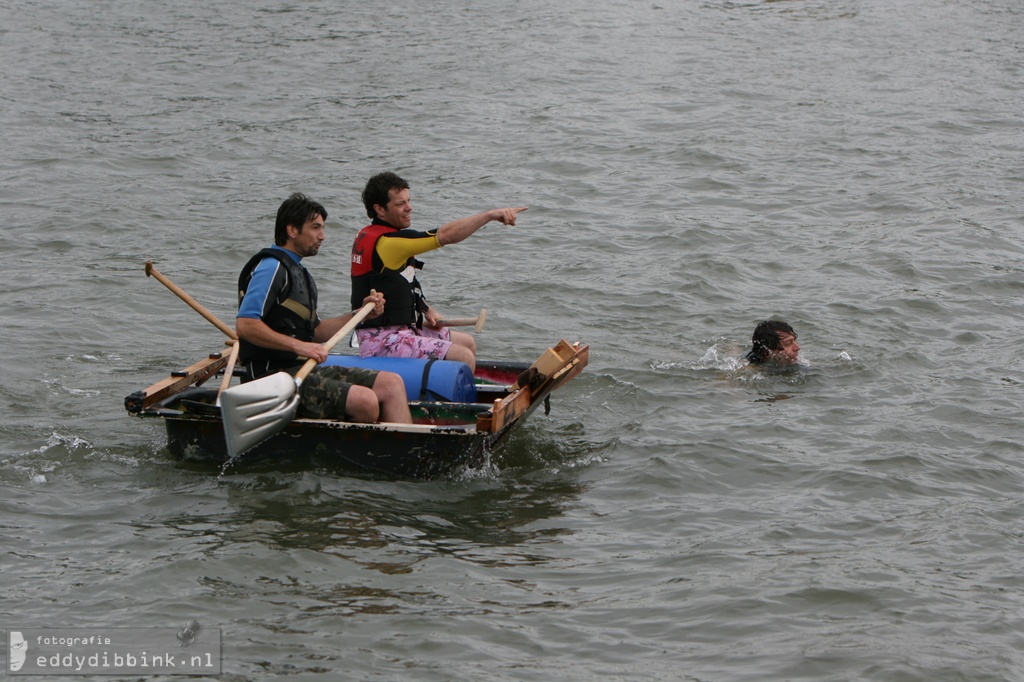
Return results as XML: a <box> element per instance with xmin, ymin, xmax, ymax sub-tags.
<box><xmin>275</xmin><ymin>193</ymin><xmax>327</xmax><ymax>246</ymax></box>
<box><xmin>362</xmin><ymin>172</ymin><xmax>410</xmax><ymax>220</ymax></box>
<box><xmin>746</xmin><ymin>320</ymin><xmax>796</xmax><ymax>364</ymax></box>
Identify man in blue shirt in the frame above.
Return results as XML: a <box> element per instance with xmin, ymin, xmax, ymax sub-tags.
<box><xmin>237</xmin><ymin>193</ymin><xmax>411</xmax><ymax>423</ymax></box>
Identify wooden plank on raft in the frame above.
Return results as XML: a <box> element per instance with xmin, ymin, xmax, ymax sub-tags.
<box><xmin>480</xmin><ymin>341</ymin><xmax>588</xmax><ymax>433</ymax></box>
<box><xmin>511</xmin><ymin>339</ymin><xmax>579</xmax><ymax>390</ymax></box>
<box><xmin>478</xmin><ymin>387</ymin><xmax>531</xmax><ymax>434</ymax></box>
<box><xmin>124</xmin><ymin>350</ymin><xmax>230</xmax><ymax>413</ymax></box>
<box><xmin>543</xmin><ymin>345</ymin><xmax>588</xmax><ymax>391</ymax></box>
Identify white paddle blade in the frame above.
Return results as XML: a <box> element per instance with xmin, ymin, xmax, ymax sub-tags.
<box><xmin>220</xmin><ymin>372</ymin><xmax>301</xmax><ymax>458</ymax></box>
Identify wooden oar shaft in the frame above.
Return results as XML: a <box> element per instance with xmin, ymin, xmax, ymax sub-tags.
<box><xmin>145</xmin><ymin>260</ymin><xmax>238</xmax><ymax>340</ymax></box>
<box><xmin>437</xmin><ymin>308</ymin><xmax>487</xmax><ymax>333</ymax></box>
<box><xmin>218</xmin><ymin>340</ymin><xmax>240</xmax><ymax>397</ymax></box>
<box><xmin>294</xmin><ymin>301</ymin><xmax>376</xmax><ymax>382</ymax></box>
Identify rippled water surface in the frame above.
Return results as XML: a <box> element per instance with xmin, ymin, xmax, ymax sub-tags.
<box><xmin>2</xmin><ymin>0</ymin><xmax>1023</xmax><ymax>679</ymax></box>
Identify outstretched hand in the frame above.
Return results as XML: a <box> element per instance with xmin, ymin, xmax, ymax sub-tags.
<box><xmin>493</xmin><ymin>206</ymin><xmax>528</xmax><ymax>226</ymax></box>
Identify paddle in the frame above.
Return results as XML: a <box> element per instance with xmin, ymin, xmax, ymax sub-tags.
<box><xmin>216</xmin><ymin>340</ymin><xmax>240</xmax><ymax>402</ymax></box>
<box><xmin>219</xmin><ymin>301</ymin><xmax>376</xmax><ymax>458</ymax></box>
<box><xmin>437</xmin><ymin>308</ymin><xmax>488</xmax><ymax>334</ymax></box>
<box><xmin>145</xmin><ymin>261</ymin><xmax>238</xmax><ymax>340</ymax></box>
<box><xmin>145</xmin><ymin>260</ymin><xmax>242</xmax><ymax>398</ymax></box>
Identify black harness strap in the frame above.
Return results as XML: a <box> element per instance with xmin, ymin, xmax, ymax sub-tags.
<box><xmin>418</xmin><ymin>358</ymin><xmax>438</xmax><ymax>400</ymax></box>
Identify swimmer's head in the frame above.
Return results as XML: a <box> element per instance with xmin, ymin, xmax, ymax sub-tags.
<box><xmin>747</xmin><ymin>320</ymin><xmax>800</xmax><ymax>365</ymax></box>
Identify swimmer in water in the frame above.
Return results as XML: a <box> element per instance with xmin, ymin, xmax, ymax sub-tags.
<box><xmin>745</xmin><ymin>320</ymin><xmax>800</xmax><ymax>366</ymax></box>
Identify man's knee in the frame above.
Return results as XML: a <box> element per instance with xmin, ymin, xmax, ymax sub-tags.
<box><xmin>444</xmin><ymin>343</ymin><xmax>475</xmax><ymax>369</ymax></box>
<box><xmin>451</xmin><ymin>331</ymin><xmax>476</xmax><ymax>354</ymax></box>
<box><xmin>372</xmin><ymin>371</ymin><xmax>407</xmax><ymax>402</ymax></box>
<box><xmin>345</xmin><ymin>386</ymin><xmax>380</xmax><ymax>423</ymax></box>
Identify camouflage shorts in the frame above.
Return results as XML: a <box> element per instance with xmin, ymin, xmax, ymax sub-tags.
<box><xmin>298</xmin><ymin>366</ymin><xmax>379</xmax><ymax>420</ymax></box>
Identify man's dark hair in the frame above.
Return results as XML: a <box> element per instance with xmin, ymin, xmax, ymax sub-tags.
<box><xmin>746</xmin><ymin>320</ymin><xmax>796</xmax><ymax>364</ymax></box>
<box><xmin>275</xmin><ymin>193</ymin><xmax>327</xmax><ymax>246</ymax></box>
<box><xmin>362</xmin><ymin>172</ymin><xmax>409</xmax><ymax>220</ymax></box>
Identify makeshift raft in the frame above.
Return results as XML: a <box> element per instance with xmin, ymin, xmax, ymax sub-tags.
<box><xmin>124</xmin><ymin>340</ymin><xmax>588</xmax><ymax>478</ymax></box>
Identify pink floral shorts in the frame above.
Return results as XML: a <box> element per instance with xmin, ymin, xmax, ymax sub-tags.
<box><xmin>355</xmin><ymin>325</ymin><xmax>453</xmax><ymax>360</ymax></box>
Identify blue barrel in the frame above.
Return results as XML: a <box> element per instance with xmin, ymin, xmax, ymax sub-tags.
<box><xmin>320</xmin><ymin>355</ymin><xmax>477</xmax><ymax>403</ymax></box>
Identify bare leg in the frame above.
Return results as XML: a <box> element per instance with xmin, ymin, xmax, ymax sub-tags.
<box><xmin>344</xmin><ymin>385</ymin><xmax>381</xmax><ymax>423</ymax></box>
<box><xmin>372</xmin><ymin>371</ymin><xmax>413</xmax><ymax>424</ymax></box>
<box><xmin>450</xmin><ymin>330</ymin><xmax>476</xmax><ymax>355</ymax></box>
<box><xmin>445</xmin><ymin>330</ymin><xmax>477</xmax><ymax>371</ymax></box>
<box><xmin>443</xmin><ymin>343</ymin><xmax>476</xmax><ymax>372</ymax></box>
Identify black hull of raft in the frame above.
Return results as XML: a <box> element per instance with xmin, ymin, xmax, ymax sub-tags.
<box><xmin>125</xmin><ymin>341</ymin><xmax>589</xmax><ymax>479</ymax></box>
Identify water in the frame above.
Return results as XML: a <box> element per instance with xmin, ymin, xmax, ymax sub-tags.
<box><xmin>2</xmin><ymin>0</ymin><xmax>1023</xmax><ymax>679</ymax></box>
